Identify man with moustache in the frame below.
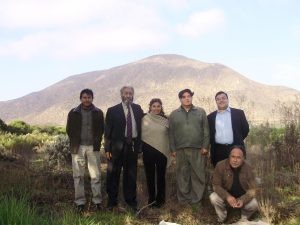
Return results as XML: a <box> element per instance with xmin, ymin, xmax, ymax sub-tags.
<box><xmin>210</xmin><ymin>145</ymin><xmax>258</xmax><ymax>223</ymax></box>
<box><xmin>66</xmin><ymin>89</ymin><xmax>104</xmax><ymax>212</ymax></box>
<box><xmin>208</xmin><ymin>91</ymin><xmax>249</xmax><ymax>167</ymax></box>
<box><xmin>104</xmin><ymin>86</ymin><xmax>144</xmax><ymax>211</ymax></box>
<box><xmin>169</xmin><ymin>89</ymin><xmax>210</xmax><ymax>204</ymax></box>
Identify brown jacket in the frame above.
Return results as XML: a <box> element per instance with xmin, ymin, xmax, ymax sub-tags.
<box><xmin>66</xmin><ymin>104</ymin><xmax>104</xmax><ymax>154</ymax></box>
<box><xmin>212</xmin><ymin>159</ymin><xmax>256</xmax><ymax>204</ymax></box>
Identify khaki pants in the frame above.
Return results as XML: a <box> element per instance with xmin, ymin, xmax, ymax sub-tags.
<box><xmin>209</xmin><ymin>192</ymin><xmax>258</xmax><ymax>222</ymax></box>
<box><xmin>175</xmin><ymin>148</ymin><xmax>206</xmax><ymax>204</ymax></box>
<box><xmin>72</xmin><ymin>145</ymin><xmax>102</xmax><ymax>206</ymax></box>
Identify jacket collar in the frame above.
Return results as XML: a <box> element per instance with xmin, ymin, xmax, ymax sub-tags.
<box><xmin>176</xmin><ymin>104</ymin><xmax>196</xmax><ymax>112</ymax></box>
<box><xmin>73</xmin><ymin>104</ymin><xmax>99</xmax><ymax>113</ymax></box>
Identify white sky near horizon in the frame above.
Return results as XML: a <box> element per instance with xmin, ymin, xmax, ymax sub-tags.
<box><xmin>0</xmin><ymin>0</ymin><xmax>300</xmax><ymax>101</ymax></box>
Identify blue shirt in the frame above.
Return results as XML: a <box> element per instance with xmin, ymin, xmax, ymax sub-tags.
<box><xmin>215</xmin><ymin>107</ymin><xmax>233</xmax><ymax>144</ymax></box>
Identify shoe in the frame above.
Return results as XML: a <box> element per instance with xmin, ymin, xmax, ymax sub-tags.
<box><xmin>107</xmin><ymin>203</ymin><xmax>117</xmax><ymax>212</ymax></box>
<box><xmin>94</xmin><ymin>203</ymin><xmax>103</xmax><ymax>211</ymax></box>
<box><xmin>154</xmin><ymin>200</ymin><xmax>165</xmax><ymax>208</ymax></box>
<box><xmin>76</xmin><ymin>204</ymin><xmax>85</xmax><ymax>213</ymax></box>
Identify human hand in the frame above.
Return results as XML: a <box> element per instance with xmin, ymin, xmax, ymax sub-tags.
<box><xmin>171</xmin><ymin>152</ymin><xmax>176</xmax><ymax>157</ymax></box>
<box><xmin>226</xmin><ymin>196</ymin><xmax>237</xmax><ymax>208</ymax></box>
<box><xmin>200</xmin><ymin>148</ymin><xmax>208</xmax><ymax>155</ymax></box>
<box><xmin>235</xmin><ymin>199</ymin><xmax>244</xmax><ymax>208</ymax></box>
<box><xmin>105</xmin><ymin>152</ymin><xmax>112</xmax><ymax>160</ymax></box>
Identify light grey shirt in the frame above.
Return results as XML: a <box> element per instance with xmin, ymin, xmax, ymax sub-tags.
<box><xmin>122</xmin><ymin>102</ymin><xmax>138</xmax><ymax>138</ymax></box>
<box><xmin>215</xmin><ymin>107</ymin><xmax>233</xmax><ymax>144</ymax></box>
<box><xmin>80</xmin><ymin>108</ymin><xmax>93</xmax><ymax>145</ymax></box>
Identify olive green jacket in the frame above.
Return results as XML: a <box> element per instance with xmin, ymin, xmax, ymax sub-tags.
<box><xmin>169</xmin><ymin>105</ymin><xmax>210</xmax><ymax>152</ymax></box>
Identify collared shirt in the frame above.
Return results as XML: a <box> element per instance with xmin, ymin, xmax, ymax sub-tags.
<box><xmin>215</xmin><ymin>107</ymin><xmax>233</xmax><ymax>144</ymax></box>
<box><xmin>122</xmin><ymin>102</ymin><xmax>138</xmax><ymax>138</ymax></box>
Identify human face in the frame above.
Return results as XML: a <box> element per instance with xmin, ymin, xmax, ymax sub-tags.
<box><xmin>180</xmin><ymin>92</ymin><xmax>193</xmax><ymax>107</ymax></box>
<box><xmin>80</xmin><ymin>93</ymin><xmax>93</xmax><ymax>108</ymax></box>
<box><xmin>121</xmin><ymin>88</ymin><xmax>134</xmax><ymax>105</ymax></box>
<box><xmin>229</xmin><ymin>148</ymin><xmax>244</xmax><ymax>168</ymax></box>
<box><xmin>150</xmin><ymin>102</ymin><xmax>162</xmax><ymax>115</ymax></box>
<box><xmin>215</xmin><ymin>93</ymin><xmax>229</xmax><ymax>110</ymax></box>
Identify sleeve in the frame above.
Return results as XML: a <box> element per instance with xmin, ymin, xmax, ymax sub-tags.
<box><xmin>104</xmin><ymin>108</ymin><xmax>113</xmax><ymax>153</ymax></box>
<box><xmin>240</xmin><ymin>110</ymin><xmax>249</xmax><ymax>139</ymax></box>
<box><xmin>66</xmin><ymin>110</ymin><xmax>72</xmax><ymax>138</ymax></box>
<box><xmin>202</xmin><ymin>109</ymin><xmax>210</xmax><ymax>149</ymax></box>
<box><xmin>212</xmin><ymin>164</ymin><xmax>231</xmax><ymax>201</ymax></box>
<box><xmin>168</xmin><ymin>113</ymin><xmax>176</xmax><ymax>152</ymax></box>
<box><xmin>99</xmin><ymin>110</ymin><xmax>105</xmax><ymax>143</ymax></box>
<box><xmin>239</xmin><ymin>167</ymin><xmax>256</xmax><ymax>204</ymax></box>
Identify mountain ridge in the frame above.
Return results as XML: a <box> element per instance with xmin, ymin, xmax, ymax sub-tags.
<box><xmin>1</xmin><ymin>54</ymin><xmax>299</xmax><ymax>125</ymax></box>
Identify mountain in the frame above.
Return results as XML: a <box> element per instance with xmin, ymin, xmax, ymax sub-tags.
<box><xmin>0</xmin><ymin>54</ymin><xmax>299</xmax><ymax>126</ymax></box>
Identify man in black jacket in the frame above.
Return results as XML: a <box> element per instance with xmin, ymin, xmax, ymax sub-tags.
<box><xmin>208</xmin><ymin>91</ymin><xmax>249</xmax><ymax>167</ymax></box>
<box><xmin>104</xmin><ymin>86</ymin><xmax>143</xmax><ymax>211</ymax></box>
<box><xmin>66</xmin><ymin>89</ymin><xmax>104</xmax><ymax>212</ymax></box>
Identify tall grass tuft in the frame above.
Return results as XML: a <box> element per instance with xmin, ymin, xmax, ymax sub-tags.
<box><xmin>0</xmin><ymin>193</ymin><xmax>51</xmax><ymax>225</ymax></box>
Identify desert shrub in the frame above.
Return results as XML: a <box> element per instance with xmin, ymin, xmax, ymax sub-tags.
<box><xmin>8</xmin><ymin>120</ymin><xmax>32</xmax><ymax>135</ymax></box>
<box><xmin>0</xmin><ymin>118</ymin><xmax>8</xmax><ymax>132</ymax></box>
<box><xmin>46</xmin><ymin>134</ymin><xmax>71</xmax><ymax>169</ymax></box>
<box><xmin>0</xmin><ymin>132</ymin><xmax>53</xmax><ymax>157</ymax></box>
<box><xmin>32</xmin><ymin>125</ymin><xmax>66</xmax><ymax>135</ymax></box>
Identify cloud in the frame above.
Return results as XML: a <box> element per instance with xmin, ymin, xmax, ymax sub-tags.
<box><xmin>0</xmin><ymin>0</ymin><xmax>168</xmax><ymax>59</ymax></box>
<box><xmin>176</xmin><ymin>9</ymin><xmax>226</xmax><ymax>38</ymax></box>
<box><xmin>0</xmin><ymin>26</ymin><xmax>168</xmax><ymax>60</ymax></box>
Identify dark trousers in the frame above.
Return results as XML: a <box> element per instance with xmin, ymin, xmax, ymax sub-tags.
<box><xmin>106</xmin><ymin>142</ymin><xmax>138</xmax><ymax>208</ymax></box>
<box><xmin>213</xmin><ymin>143</ymin><xmax>233</xmax><ymax>167</ymax></box>
<box><xmin>142</xmin><ymin>142</ymin><xmax>167</xmax><ymax>205</ymax></box>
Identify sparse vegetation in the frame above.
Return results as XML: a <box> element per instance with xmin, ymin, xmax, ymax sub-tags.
<box><xmin>0</xmin><ymin>108</ymin><xmax>299</xmax><ymax>225</ymax></box>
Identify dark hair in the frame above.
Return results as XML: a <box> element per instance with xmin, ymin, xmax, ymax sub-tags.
<box><xmin>215</xmin><ymin>91</ymin><xmax>228</xmax><ymax>100</ymax></box>
<box><xmin>229</xmin><ymin>145</ymin><xmax>246</xmax><ymax>157</ymax></box>
<box><xmin>178</xmin><ymin>89</ymin><xmax>194</xmax><ymax>99</ymax></box>
<box><xmin>148</xmin><ymin>98</ymin><xmax>167</xmax><ymax>118</ymax></box>
<box><xmin>80</xmin><ymin>89</ymin><xmax>94</xmax><ymax>99</ymax></box>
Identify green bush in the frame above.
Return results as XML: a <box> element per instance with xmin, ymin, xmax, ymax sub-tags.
<box><xmin>0</xmin><ymin>118</ymin><xmax>8</xmax><ymax>132</ymax></box>
<box><xmin>46</xmin><ymin>134</ymin><xmax>71</xmax><ymax>169</ymax></box>
<box><xmin>0</xmin><ymin>132</ymin><xmax>53</xmax><ymax>156</ymax></box>
<box><xmin>8</xmin><ymin>120</ymin><xmax>32</xmax><ymax>135</ymax></box>
<box><xmin>31</xmin><ymin>125</ymin><xmax>66</xmax><ymax>135</ymax></box>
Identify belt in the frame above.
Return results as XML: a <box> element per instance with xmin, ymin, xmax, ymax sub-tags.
<box><xmin>215</xmin><ymin>143</ymin><xmax>233</xmax><ymax>147</ymax></box>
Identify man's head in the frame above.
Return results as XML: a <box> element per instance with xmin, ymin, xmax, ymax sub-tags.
<box><xmin>178</xmin><ymin>89</ymin><xmax>194</xmax><ymax>108</ymax></box>
<box><xmin>229</xmin><ymin>145</ymin><xmax>246</xmax><ymax>168</ymax></box>
<box><xmin>215</xmin><ymin>91</ymin><xmax>229</xmax><ymax>111</ymax></box>
<box><xmin>120</xmin><ymin>86</ymin><xmax>134</xmax><ymax>105</ymax></box>
<box><xmin>80</xmin><ymin>89</ymin><xmax>93</xmax><ymax>108</ymax></box>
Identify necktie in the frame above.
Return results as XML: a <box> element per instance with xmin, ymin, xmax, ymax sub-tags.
<box><xmin>126</xmin><ymin>105</ymin><xmax>132</xmax><ymax>144</ymax></box>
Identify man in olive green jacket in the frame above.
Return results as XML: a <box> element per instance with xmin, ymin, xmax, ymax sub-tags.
<box><xmin>169</xmin><ymin>89</ymin><xmax>210</xmax><ymax>204</ymax></box>
<box><xmin>210</xmin><ymin>145</ymin><xmax>258</xmax><ymax>223</ymax></box>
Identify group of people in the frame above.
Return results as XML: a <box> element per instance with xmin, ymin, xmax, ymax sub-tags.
<box><xmin>66</xmin><ymin>86</ymin><xmax>258</xmax><ymax>223</ymax></box>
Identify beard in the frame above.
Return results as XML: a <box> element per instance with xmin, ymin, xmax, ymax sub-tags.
<box><xmin>122</xmin><ymin>96</ymin><xmax>133</xmax><ymax>105</ymax></box>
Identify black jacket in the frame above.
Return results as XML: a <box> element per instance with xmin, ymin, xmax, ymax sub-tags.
<box><xmin>104</xmin><ymin>103</ymin><xmax>143</xmax><ymax>154</ymax></box>
<box><xmin>66</xmin><ymin>104</ymin><xmax>104</xmax><ymax>154</ymax></box>
<box><xmin>207</xmin><ymin>107</ymin><xmax>249</xmax><ymax>165</ymax></box>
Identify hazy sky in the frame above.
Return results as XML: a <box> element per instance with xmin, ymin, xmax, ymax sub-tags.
<box><xmin>1</xmin><ymin>0</ymin><xmax>299</xmax><ymax>101</ymax></box>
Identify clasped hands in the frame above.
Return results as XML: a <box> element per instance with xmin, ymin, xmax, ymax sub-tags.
<box><xmin>226</xmin><ymin>195</ymin><xmax>244</xmax><ymax>208</ymax></box>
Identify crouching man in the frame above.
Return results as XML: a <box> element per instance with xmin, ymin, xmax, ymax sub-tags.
<box><xmin>209</xmin><ymin>145</ymin><xmax>258</xmax><ymax>223</ymax></box>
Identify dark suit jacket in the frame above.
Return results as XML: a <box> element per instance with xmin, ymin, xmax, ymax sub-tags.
<box><xmin>207</xmin><ymin>107</ymin><xmax>249</xmax><ymax>165</ymax></box>
<box><xmin>104</xmin><ymin>103</ymin><xmax>144</xmax><ymax>155</ymax></box>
